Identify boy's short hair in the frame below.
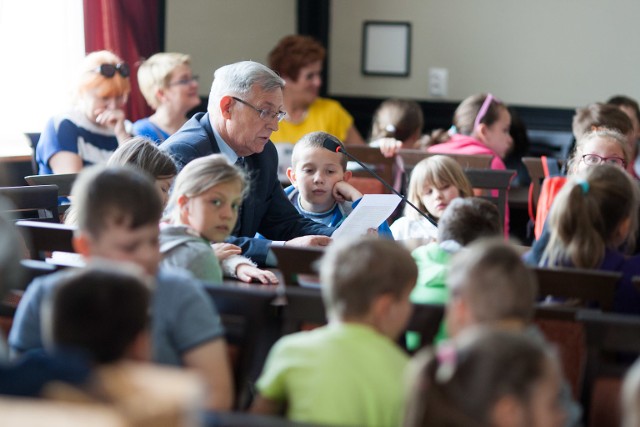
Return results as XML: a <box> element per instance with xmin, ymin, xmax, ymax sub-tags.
<box><xmin>71</xmin><ymin>165</ymin><xmax>163</xmax><ymax>238</ymax></box>
<box><xmin>137</xmin><ymin>52</ymin><xmax>191</xmax><ymax>109</ymax></box>
<box><xmin>448</xmin><ymin>239</ymin><xmax>538</xmax><ymax>323</ymax></box>
<box><xmin>51</xmin><ymin>264</ymin><xmax>150</xmax><ymax>364</ymax></box>
<box><xmin>572</xmin><ymin>102</ymin><xmax>633</xmax><ymax>140</ymax></box>
<box><xmin>291</xmin><ymin>131</ymin><xmax>347</xmax><ymax>170</ymax></box>
<box><xmin>319</xmin><ymin>237</ymin><xmax>417</xmax><ymax>318</ymax></box>
<box><xmin>438</xmin><ymin>197</ymin><xmax>502</xmax><ymax>245</ymax></box>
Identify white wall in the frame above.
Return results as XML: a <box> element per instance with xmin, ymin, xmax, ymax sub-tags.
<box><xmin>330</xmin><ymin>0</ymin><xmax>640</xmax><ymax>108</ymax></box>
<box><xmin>165</xmin><ymin>0</ymin><xmax>296</xmax><ymax>96</ymax></box>
<box><xmin>165</xmin><ymin>0</ymin><xmax>640</xmax><ymax>108</ymax></box>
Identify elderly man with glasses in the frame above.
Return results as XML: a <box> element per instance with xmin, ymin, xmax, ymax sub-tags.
<box><xmin>161</xmin><ymin>61</ymin><xmax>333</xmax><ymax>266</ymax></box>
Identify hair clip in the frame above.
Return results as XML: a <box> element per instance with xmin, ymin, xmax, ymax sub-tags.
<box><xmin>447</xmin><ymin>125</ymin><xmax>458</xmax><ymax>136</ymax></box>
<box><xmin>577</xmin><ymin>179</ymin><xmax>590</xmax><ymax>194</ymax></box>
<box><xmin>435</xmin><ymin>343</ymin><xmax>457</xmax><ymax>383</ymax></box>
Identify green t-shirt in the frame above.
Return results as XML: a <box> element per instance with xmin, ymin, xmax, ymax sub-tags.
<box><xmin>256</xmin><ymin>322</ymin><xmax>408</xmax><ymax>427</ymax></box>
<box><xmin>407</xmin><ymin>242</ymin><xmax>452</xmax><ymax>350</ymax></box>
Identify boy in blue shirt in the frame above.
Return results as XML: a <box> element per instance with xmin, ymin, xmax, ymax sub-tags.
<box><xmin>9</xmin><ymin>166</ymin><xmax>233</xmax><ymax>410</ymax></box>
<box><xmin>285</xmin><ymin>131</ymin><xmax>393</xmax><ymax>236</ymax></box>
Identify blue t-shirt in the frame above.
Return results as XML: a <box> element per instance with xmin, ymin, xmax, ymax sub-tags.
<box><xmin>132</xmin><ymin>117</ymin><xmax>170</xmax><ymax>144</ymax></box>
<box><xmin>0</xmin><ymin>348</ymin><xmax>92</xmax><ymax>397</ymax></box>
<box><xmin>36</xmin><ymin>110</ymin><xmax>120</xmax><ymax>174</ymax></box>
<box><xmin>284</xmin><ymin>185</ymin><xmax>393</xmax><ymax>238</ymax></box>
<box><xmin>9</xmin><ymin>267</ymin><xmax>224</xmax><ymax>366</ymax></box>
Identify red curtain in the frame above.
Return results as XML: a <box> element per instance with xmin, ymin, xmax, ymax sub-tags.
<box><xmin>83</xmin><ymin>0</ymin><xmax>160</xmax><ymax>122</ymax></box>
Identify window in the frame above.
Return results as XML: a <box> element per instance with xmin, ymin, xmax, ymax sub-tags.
<box><xmin>0</xmin><ymin>0</ymin><xmax>84</xmax><ymax>154</ymax></box>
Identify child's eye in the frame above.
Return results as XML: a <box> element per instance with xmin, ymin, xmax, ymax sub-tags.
<box><xmin>210</xmin><ymin>199</ymin><xmax>222</xmax><ymax>207</ymax></box>
<box><xmin>231</xmin><ymin>202</ymin><xmax>240</xmax><ymax>211</ymax></box>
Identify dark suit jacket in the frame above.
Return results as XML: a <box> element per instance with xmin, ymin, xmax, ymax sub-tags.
<box><xmin>160</xmin><ymin>112</ymin><xmax>333</xmax><ymax>265</ymax></box>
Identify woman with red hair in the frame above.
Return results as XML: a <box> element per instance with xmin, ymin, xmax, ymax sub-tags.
<box><xmin>36</xmin><ymin>50</ymin><xmax>131</xmax><ymax>174</ymax></box>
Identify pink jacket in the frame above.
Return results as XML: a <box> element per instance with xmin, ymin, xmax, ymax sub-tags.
<box><xmin>427</xmin><ymin>134</ymin><xmax>506</xmax><ymax>170</ymax></box>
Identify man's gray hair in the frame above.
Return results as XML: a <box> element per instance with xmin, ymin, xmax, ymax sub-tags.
<box><xmin>208</xmin><ymin>61</ymin><xmax>284</xmax><ymax>107</ymax></box>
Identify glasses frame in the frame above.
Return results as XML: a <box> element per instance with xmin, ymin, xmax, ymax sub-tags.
<box><xmin>168</xmin><ymin>75</ymin><xmax>199</xmax><ymax>87</ymax></box>
<box><xmin>581</xmin><ymin>153</ymin><xmax>627</xmax><ymax>168</ymax></box>
<box><xmin>94</xmin><ymin>63</ymin><xmax>130</xmax><ymax>78</ymax></box>
<box><xmin>231</xmin><ymin>96</ymin><xmax>286</xmax><ymax>122</ymax></box>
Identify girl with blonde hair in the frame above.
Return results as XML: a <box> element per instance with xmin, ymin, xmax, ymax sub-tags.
<box><xmin>391</xmin><ymin>155</ymin><xmax>473</xmax><ymax>242</ymax></box>
<box><xmin>161</xmin><ymin>154</ymin><xmax>278</xmax><ymax>284</ymax></box>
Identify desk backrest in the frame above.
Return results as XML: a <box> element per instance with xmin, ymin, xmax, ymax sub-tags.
<box><xmin>203</xmin><ymin>283</ymin><xmax>281</xmax><ymax>410</ymax></box>
<box><xmin>577</xmin><ymin>310</ymin><xmax>640</xmax><ymax>427</ymax></box>
<box><xmin>0</xmin><ymin>185</ymin><xmax>59</xmax><ymax>222</ymax></box>
<box><xmin>15</xmin><ymin>220</ymin><xmax>76</xmax><ymax>260</ymax></box>
<box><xmin>464</xmin><ymin>168</ymin><xmax>516</xmax><ymax>226</ymax></box>
<box><xmin>522</xmin><ymin>157</ymin><xmax>545</xmax><ymax>212</ymax></box>
<box><xmin>532</xmin><ymin>267</ymin><xmax>620</xmax><ymax>311</ymax></box>
<box><xmin>281</xmin><ymin>286</ymin><xmax>445</xmax><ymax>354</ymax></box>
<box><xmin>25</xmin><ymin>173</ymin><xmax>77</xmax><ymax>198</ymax></box>
<box><xmin>399</xmin><ymin>150</ymin><xmax>493</xmax><ymax>176</ymax></box>
<box><xmin>344</xmin><ymin>145</ymin><xmax>395</xmax><ymax>194</ymax></box>
<box><xmin>271</xmin><ymin>246</ymin><xmax>324</xmax><ymax>286</ymax></box>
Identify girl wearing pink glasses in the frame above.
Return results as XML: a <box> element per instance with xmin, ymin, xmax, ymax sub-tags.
<box><xmin>36</xmin><ymin>50</ymin><xmax>131</xmax><ymax>175</ymax></box>
<box><xmin>426</xmin><ymin>93</ymin><xmax>513</xmax><ymax>171</ymax></box>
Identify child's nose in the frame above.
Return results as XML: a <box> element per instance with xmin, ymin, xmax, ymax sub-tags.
<box><xmin>220</xmin><ymin>204</ymin><xmax>233</xmax><ymax>219</ymax></box>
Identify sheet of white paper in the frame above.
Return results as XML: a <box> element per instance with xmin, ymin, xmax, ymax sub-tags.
<box><xmin>332</xmin><ymin>194</ymin><xmax>401</xmax><ymax>240</ymax></box>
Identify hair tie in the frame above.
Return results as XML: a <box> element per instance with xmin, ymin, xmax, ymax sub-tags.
<box><xmin>577</xmin><ymin>179</ymin><xmax>590</xmax><ymax>194</ymax></box>
<box><xmin>448</xmin><ymin>125</ymin><xmax>458</xmax><ymax>136</ymax></box>
<box><xmin>435</xmin><ymin>343</ymin><xmax>457</xmax><ymax>383</ymax></box>
<box><xmin>385</xmin><ymin>124</ymin><xmax>396</xmax><ymax>135</ymax></box>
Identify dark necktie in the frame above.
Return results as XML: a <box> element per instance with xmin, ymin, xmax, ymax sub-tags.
<box><xmin>232</xmin><ymin>157</ymin><xmax>245</xmax><ymax>235</ymax></box>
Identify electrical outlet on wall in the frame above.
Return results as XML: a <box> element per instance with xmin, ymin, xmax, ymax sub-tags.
<box><xmin>428</xmin><ymin>67</ymin><xmax>448</xmax><ymax>98</ymax></box>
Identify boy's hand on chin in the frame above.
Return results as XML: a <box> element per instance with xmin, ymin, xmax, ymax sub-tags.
<box><xmin>332</xmin><ymin>181</ymin><xmax>363</xmax><ymax>203</ymax></box>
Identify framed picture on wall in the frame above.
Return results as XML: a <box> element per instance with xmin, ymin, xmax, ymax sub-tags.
<box><xmin>361</xmin><ymin>21</ymin><xmax>411</xmax><ymax>77</ymax></box>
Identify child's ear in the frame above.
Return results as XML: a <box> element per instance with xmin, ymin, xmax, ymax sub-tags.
<box><xmin>371</xmin><ymin>293</ymin><xmax>395</xmax><ymax>324</ymax></box>
<box><xmin>219</xmin><ymin>96</ymin><xmax>234</xmax><ymax>119</ymax></box>
<box><xmin>286</xmin><ymin>167</ymin><xmax>297</xmax><ymax>186</ymax></box>
<box><xmin>445</xmin><ymin>296</ymin><xmax>471</xmax><ymax>338</ymax></box>
<box><xmin>177</xmin><ymin>194</ymin><xmax>189</xmax><ymax>210</ymax></box>
<box><xmin>343</xmin><ymin>170</ymin><xmax>352</xmax><ymax>182</ymax></box>
<box><xmin>72</xmin><ymin>233</ymin><xmax>91</xmax><ymax>257</ymax></box>
<box><xmin>491</xmin><ymin>395</ymin><xmax>524</xmax><ymax>427</ymax></box>
<box><xmin>125</xmin><ymin>330</ymin><xmax>151</xmax><ymax>362</ymax></box>
<box><xmin>474</xmin><ymin>123</ymin><xmax>489</xmax><ymax>143</ymax></box>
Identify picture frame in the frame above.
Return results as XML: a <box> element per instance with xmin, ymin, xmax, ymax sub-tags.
<box><xmin>361</xmin><ymin>21</ymin><xmax>411</xmax><ymax>77</ymax></box>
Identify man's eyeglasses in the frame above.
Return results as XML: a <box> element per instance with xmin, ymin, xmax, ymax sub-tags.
<box><xmin>232</xmin><ymin>97</ymin><xmax>286</xmax><ymax>122</ymax></box>
<box><xmin>473</xmin><ymin>93</ymin><xmax>502</xmax><ymax>130</ymax></box>
<box><xmin>581</xmin><ymin>153</ymin><xmax>627</xmax><ymax>168</ymax></box>
<box><xmin>168</xmin><ymin>75</ymin><xmax>199</xmax><ymax>87</ymax></box>
<box><xmin>94</xmin><ymin>63</ymin><xmax>130</xmax><ymax>78</ymax></box>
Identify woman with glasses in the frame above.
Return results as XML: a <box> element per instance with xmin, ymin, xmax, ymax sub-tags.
<box><xmin>134</xmin><ymin>52</ymin><xmax>201</xmax><ymax>144</ymax></box>
<box><xmin>36</xmin><ymin>50</ymin><xmax>131</xmax><ymax>175</ymax></box>
<box><xmin>267</xmin><ymin>35</ymin><xmax>365</xmax><ymax>181</ymax></box>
